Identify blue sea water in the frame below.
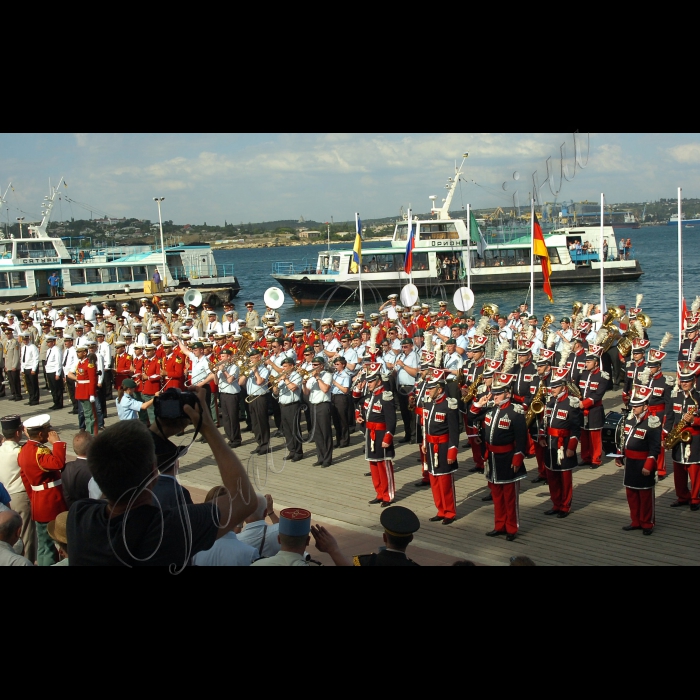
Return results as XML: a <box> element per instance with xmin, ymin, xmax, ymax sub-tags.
<box><xmin>213</xmin><ymin>226</ymin><xmax>699</xmax><ymax>350</ymax></box>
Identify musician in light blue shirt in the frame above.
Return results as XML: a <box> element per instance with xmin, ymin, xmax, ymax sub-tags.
<box><xmin>330</xmin><ymin>357</ymin><xmax>352</xmax><ymax>448</ymax></box>
<box><xmin>273</xmin><ymin>357</ymin><xmax>304</xmax><ymax>462</ymax></box>
<box><xmin>216</xmin><ymin>348</ymin><xmax>242</xmax><ymax>448</ymax></box>
<box><xmin>443</xmin><ymin>338</ymin><xmax>464</xmax><ymax>399</ymax></box>
<box><xmin>244</xmin><ymin>349</ymin><xmax>271</xmax><ymax>455</ymax></box>
<box><xmin>395</xmin><ymin>338</ymin><xmax>419</xmax><ymax>443</ymax></box>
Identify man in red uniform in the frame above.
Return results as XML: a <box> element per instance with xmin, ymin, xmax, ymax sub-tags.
<box><xmin>470</xmin><ymin>371</ymin><xmax>528</xmax><ymax>541</ymax></box>
<box><xmin>141</xmin><ymin>344</ymin><xmax>162</xmax><ymax>424</ymax></box>
<box><xmin>161</xmin><ymin>340</ymin><xmax>186</xmax><ymax>391</ymax></box>
<box><xmin>113</xmin><ymin>341</ymin><xmax>134</xmax><ymax>391</ymax></box>
<box><xmin>616</xmin><ymin>384</ymin><xmax>662</xmax><ymax>534</ymax></box>
<box><xmin>577</xmin><ymin>344</ymin><xmax>610</xmax><ymax>468</ymax></box>
<box><xmin>354</xmin><ymin>362</ymin><xmax>396</xmax><ymax>507</ymax></box>
<box><xmin>18</xmin><ymin>413</ymin><xmax>67</xmax><ymax>565</ymax></box>
<box><xmin>461</xmin><ymin>334</ymin><xmax>488</xmax><ymax>472</ymax></box>
<box><xmin>643</xmin><ymin>345</ymin><xmax>673</xmax><ymax>479</ymax></box>
<box><xmin>422</xmin><ymin>369</ymin><xmax>460</xmax><ymax>524</ymax></box>
<box><xmin>67</xmin><ymin>346</ymin><xmax>98</xmax><ymax>434</ymax></box>
<box><xmin>530</xmin><ymin>349</ymin><xmax>555</xmax><ymax>483</ymax></box>
<box><xmin>416</xmin><ymin>304</ymin><xmax>431</xmax><ymax>331</ymax></box>
<box><xmin>622</xmin><ymin>338</ymin><xmax>650</xmax><ymax>407</ymax></box>
<box><xmin>436</xmin><ymin>301</ymin><xmax>453</xmax><ymax>326</ymax></box>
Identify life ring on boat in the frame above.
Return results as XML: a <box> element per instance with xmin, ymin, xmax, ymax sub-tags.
<box><xmin>207</xmin><ymin>294</ymin><xmax>220</xmax><ymax>309</ymax></box>
<box><xmin>79</xmin><ymin>251</ymin><xmax>85</xmax><ymax>262</ymax></box>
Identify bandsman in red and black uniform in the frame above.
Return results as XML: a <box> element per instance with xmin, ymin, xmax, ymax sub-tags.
<box><xmin>622</xmin><ymin>338</ymin><xmax>650</xmax><ymax>407</ymax></box>
<box><xmin>529</xmin><ymin>349</ymin><xmax>555</xmax><ymax>484</ymax></box>
<box><xmin>141</xmin><ymin>344</ymin><xmax>162</xmax><ymax>423</ymax></box>
<box><xmin>512</xmin><ymin>340</ymin><xmax>537</xmax><ymax>457</ymax></box>
<box><xmin>569</xmin><ymin>329</ymin><xmax>589</xmax><ymax>386</ymax></box>
<box><xmin>577</xmin><ymin>344</ymin><xmax>610</xmax><ymax>468</ymax></box>
<box><xmin>354</xmin><ymin>362</ymin><xmax>396</xmax><ymax>507</ymax></box>
<box><xmin>538</xmin><ymin>366</ymin><xmax>581</xmax><ymax>518</ymax></box>
<box><xmin>642</xmin><ymin>344</ymin><xmax>674</xmax><ymax>479</ymax></box>
<box><xmin>666</xmin><ymin>361</ymin><xmax>700</xmax><ymax>510</ymax></box>
<box><xmin>677</xmin><ymin>315</ymin><xmax>699</xmax><ymax>363</ymax></box>
<box><xmin>461</xmin><ymin>334</ymin><xmax>488</xmax><ymax>473</ymax></box>
<box><xmin>470</xmin><ymin>371</ymin><xmax>528</xmax><ymax>541</ymax></box>
<box><xmin>67</xmin><ymin>345</ymin><xmax>98</xmax><ymax>434</ymax></box>
<box><xmin>422</xmin><ymin>368</ymin><xmax>460</xmax><ymax>524</ymax></box>
<box><xmin>436</xmin><ymin>301</ymin><xmax>453</xmax><ymax>326</ymax></box>
<box><xmin>416</xmin><ymin>305</ymin><xmax>431</xmax><ymax>331</ymax></box>
<box><xmin>18</xmin><ymin>413</ymin><xmax>67</xmax><ymax>566</ymax></box>
<box><xmin>409</xmin><ymin>350</ymin><xmax>434</xmax><ymax>488</ymax></box>
<box><xmin>615</xmin><ymin>384</ymin><xmax>662</xmax><ymax>534</ymax></box>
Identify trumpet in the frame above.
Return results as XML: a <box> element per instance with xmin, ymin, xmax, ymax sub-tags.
<box><xmin>268</xmin><ymin>367</ymin><xmax>293</xmax><ymax>392</ymax></box>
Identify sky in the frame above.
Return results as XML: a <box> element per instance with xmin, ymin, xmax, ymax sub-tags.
<box><xmin>1</xmin><ymin>133</ymin><xmax>699</xmax><ymax>226</ymax></box>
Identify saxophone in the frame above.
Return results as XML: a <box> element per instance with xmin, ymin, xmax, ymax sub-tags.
<box><xmin>461</xmin><ymin>373</ymin><xmax>483</xmax><ymax>404</ymax></box>
<box><xmin>664</xmin><ymin>392</ymin><xmax>698</xmax><ymax>450</ymax></box>
<box><xmin>525</xmin><ymin>381</ymin><xmax>548</xmax><ymax>428</ymax></box>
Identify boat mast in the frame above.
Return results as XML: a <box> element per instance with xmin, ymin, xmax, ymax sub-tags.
<box><xmin>431</xmin><ymin>153</ymin><xmax>469</xmax><ymax>220</ymax></box>
<box><xmin>28</xmin><ymin>176</ymin><xmax>64</xmax><ymax>238</ymax></box>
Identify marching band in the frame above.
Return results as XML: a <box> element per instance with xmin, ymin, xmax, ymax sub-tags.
<box><xmin>1</xmin><ymin>288</ymin><xmax>700</xmax><ymax>545</ymax></box>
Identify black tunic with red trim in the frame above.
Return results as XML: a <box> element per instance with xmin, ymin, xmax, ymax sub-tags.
<box><xmin>620</xmin><ymin>410</ymin><xmax>662</xmax><ymax>489</ymax></box>
<box><xmin>538</xmin><ymin>390</ymin><xmax>582</xmax><ymax>471</ymax></box>
<box><xmin>646</xmin><ymin>369</ymin><xmax>673</xmax><ymax>418</ymax></box>
<box><xmin>463</xmin><ymin>358</ymin><xmax>486</xmax><ymax>434</ymax></box>
<box><xmin>357</xmin><ymin>386</ymin><xmax>396</xmax><ymax>461</ymax></box>
<box><xmin>422</xmin><ymin>392</ymin><xmax>460</xmax><ymax>476</ymax></box>
<box><xmin>471</xmin><ymin>399</ymin><xmax>528</xmax><ymax>484</ymax></box>
<box><xmin>578</xmin><ymin>367</ymin><xmax>610</xmax><ymax>429</ymax></box>
<box><xmin>527</xmin><ymin>370</ymin><xmax>550</xmax><ymax>438</ymax></box>
<box><xmin>569</xmin><ymin>348</ymin><xmax>587</xmax><ymax>386</ymax></box>
<box><xmin>678</xmin><ymin>338</ymin><xmax>695</xmax><ymax>363</ymax></box>
<box><xmin>665</xmin><ymin>388</ymin><xmax>700</xmax><ymax>464</ymax></box>
<box><xmin>622</xmin><ymin>359</ymin><xmax>646</xmax><ymax>405</ymax></box>
<box><xmin>512</xmin><ymin>360</ymin><xmax>536</xmax><ymax>407</ymax></box>
<box><xmin>411</xmin><ymin>377</ymin><xmax>430</xmax><ymax>439</ymax></box>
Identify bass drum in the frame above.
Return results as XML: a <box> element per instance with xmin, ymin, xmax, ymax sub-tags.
<box><xmin>602</xmin><ymin>410</ymin><xmax>626</xmax><ymax>455</ymax></box>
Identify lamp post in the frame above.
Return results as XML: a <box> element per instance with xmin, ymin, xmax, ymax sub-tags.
<box><xmin>153</xmin><ymin>197</ymin><xmax>166</xmax><ymax>290</ymax></box>
<box><xmin>16</xmin><ymin>217</ymin><xmax>24</xmax><ymax>239</ymax></box>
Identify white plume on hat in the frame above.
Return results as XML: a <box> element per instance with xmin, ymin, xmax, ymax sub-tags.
<box><xmin>595</xmin><ymin>326</ymin><xmax>609</xmax><ymax>346</ymax></box>
<box><xmin>501</xmin><ymin>346</ymin><xmax>516</xmax><ymax>375</ymax></box>
<box><xmin>635</xmin><ymin>294</ymin><xmax>643</xmax><ymax>308</ymax></box>
<box><xmin>634</xmin><ymin>320</ymin><xmax>644</xmax><ymax>339</ymax></box>
<box><xmin>659</xmin><ymin>332</ymin><xmax>673</xmax><ymax>351</ymax></box>
<box><xmin>637</xmin><ymin>364</ymin><xmax>652</xmax><ymax>386</ymax></box>
<box><xmin>581</xmin><ymin>303</ymin><xmax>591</xmax><ymax>319</ymax></box>
<box><xmin>475</xmin><ymin>316</ymin><xmax>490</xmax><ymax>335</ymax></box>
<box><xmin>691</xmin><ymin>296</ymin><xmax>700</xmax><ymax>314</ymax></box>
<box><xmin>494</xmin><ymin>339</ymin><xmax>510</xmax><ymax>358</ymax></box>
<box><xmin>424</xmin><ymin>331</ymin><xmax>434</xmax><ymax>352</ymax></box>
<box><xmin>546</xmin><ymin>332</ymin><xmax>557</xmax><ymax>349</ymax></box>
<box><xmin>558</xmin><ymin>341</ymin><xmax>571</xmax><ymax>368</ymax></box>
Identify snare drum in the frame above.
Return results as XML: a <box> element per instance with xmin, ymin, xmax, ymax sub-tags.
<box><xmin>602</xmin><ymin>410</ymin><xmax>626</xmax><ymax>454</ymax></box>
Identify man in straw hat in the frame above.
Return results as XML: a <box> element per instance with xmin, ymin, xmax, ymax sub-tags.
<box><xmin>615</xmin><ymin>384</ymin><xmax>662</xmax><ymax>535</ymax></box>
<box><xmin>47</xmin><ymin>511</ymin><xmax>70</xmax><ymax>565</ymax></box>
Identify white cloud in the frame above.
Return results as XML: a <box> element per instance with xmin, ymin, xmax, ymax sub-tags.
<box><xmin>667</xmin><ymin>143</ymin><xmax>700</xmax><ymax>164</ymax></box>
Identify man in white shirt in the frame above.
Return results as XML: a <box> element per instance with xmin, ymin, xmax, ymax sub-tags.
<box><xmin>241</xmin><ymin>348</ymin><xmax>270</xmax><ymax>455</ymax></box>
<box><xmin>496</xmin><ymin>316</ymin><xmax>513</xmax><ymax>347</ymax></box>
<box><xmin>216</xmin><ymin>348</ymin><xmax>242</xmax><ymax>448</ymax></box>
<box><xmin>238</xmin><ymin>493</ymin><xmax>281</xmax><ymax>558</ymax></box>
<box><xmin>274</xmin><ymin>356</ymin><xmax>304</xmax><ymax>460</ymax></box>
<box><xmin>81</xmin><ymin>299</ymin><xmax>98</xmax><ymax>323</ymax></box>
<box><xmin>304</xmin><ymin>355</ymin><xmax>333</xmax><ymax>467</ymax></box>
<box><xmin>44</xmin><ymin>303</ymin><xmax>59</xmax><ymax>322</ymax></box>
<box><xmin>395</xmin><ymin>338</ymin><xmax>419</xmax><ymax>443</ymax></box>
<box><xmin>44</xmin><ymin>336</ymin><xmax>64</xmax><ymax>409</ymax></box>
<box><xmin>61</xmin><ymin>336</ymin><xmax>79</xmax><ymax>413</ymax></box>
<box><xmin>443</xmin><ymin>337</ymin><xmax>464</xmax><ymax>400</ymax></box>
<box><xmin>221</xmin><ymin>311</ymin><xmax>239</xmax><ymax>335</ymax></box>
<box><xmin>133</xmin><ymin>323</ymin><xmax>148</xmax><ymax>347</ymax></box>
<box><xmin>96</xmin><ymin>331</ymin><xmax>112</xmax><ymax>400</ymax></box>
<box><xmin>20</xmin><ymin>333</ymin><xmax>40</xmax><ymax>405</ymax></box>
<box><xmin>0</xmin><ymin>415</ymin><xmax>36</xmax><ymax>562</ymax></box>
<box><xmin>553</xmin><ymin>317</ymin><xmax>574</xmax><ymax>354</ymax></box>
<box><xmin>206</xmin><ymin>311</ymin><xmax>222</xmax><ymax>336</ymax></box>
<box><xmin>380</xmin><ymin>294</ymin><xmax>400</xmax><ymax>322</ymax></box>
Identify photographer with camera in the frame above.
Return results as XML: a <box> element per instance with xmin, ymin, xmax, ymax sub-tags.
<box><xmin>67</xmin><ymin>385</ymin><xmax>257</xmax><ymax>566</ymax></box>
<box><xmin>116</xmin><ymin>378</ymin><xmax>159</xmax><ymax>420</ymax></box>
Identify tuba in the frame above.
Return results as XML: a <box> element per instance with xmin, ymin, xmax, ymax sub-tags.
<box><xmin>600</xmin><ymin>306</ymin><xmax>623</xmax><ymax>352</ymax></box>
<box><xmin>481</xmin><ymin>302</ymin><xmax>499</xmax><ymax>317</ymax></box>
<box><xmin>541</xmin><ymin>313</ymin><xmax>555</xmax><ymax>347</ymax></box>
<box><xmin>572</xmin><ymin>301</ymin><xmax>583</xmax><ymax>316</ymax></box>
<box><xmin>525</xmin><ymin>382</ymin><xmax>548</xmax><ymax>428</ymax></box>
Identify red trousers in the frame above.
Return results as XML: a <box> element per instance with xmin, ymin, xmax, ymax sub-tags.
<box><xmin>526</xmin><ymin>431</ymin><xmax>536</xmax><ymax>456</ymax></box>
<box><xmin>489</xmin><ymin>481</ymin><xmax>520</xmax><ymax>535</ymax></box>
<box><xmin>673</xmin><ymin>461</ymin><xmax>700</xmax><ymax>505</ymax></box>
<box><xmin>534</xmin><ymin>442</ymin><xmax>547</xmax><ymax>478</ymax></box>
<box><xmin>547</xmin><ymin>469</ymin><xmax>573</xmax><ymax>512</ymax></box>
<box><xmin>430</xmin><ymin>473</ymin><xmax>456</xmax><ymax>519</ymax></box>
<box><xmin>656</xmin><ymin>448</ymin><xmax>666</xmax><ymax>478</ymax></box>
<box><xmin>370</xmin><ymin>460</ymin><xmax>395</xmax><ymax>503</ymax></box>
<box><xmin>580</xmin><ymin>429</ymin><xmax>603</xmax><ymax>465</ymax></box>
<box><xmin>625</xmin><ymin>487</ymin><xmax>655</xmax><ymax>530</ymax></box>
<box><xmin>468</xmin><ymin>437</ymin><xmax>484</xmax><ymax>470</ymax></box>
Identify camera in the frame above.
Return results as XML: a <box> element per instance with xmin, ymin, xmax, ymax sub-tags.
<box><xmin>153</xmin><ymin>387</ymin><xmax>199</xmax><ymax>420</ymax></box>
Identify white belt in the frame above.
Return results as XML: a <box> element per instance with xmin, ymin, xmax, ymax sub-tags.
<box><xmin>31</xmin><ymin>479</ymin><xmax>62</xmax><ymax>491</ymax></box>
<box><xmin>77</xmin><ymin>380</ymin><xmax>90</xmax><ymax>384</ymax></box>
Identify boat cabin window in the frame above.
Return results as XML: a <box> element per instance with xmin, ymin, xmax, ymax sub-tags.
<box><xmin>419</xmin><ymin>222</ymin><xmax>459</xmax><ymax>240</ymax></box>
<box><xmin>101</xmin><ymin>268</ymin><xmax>118</xmax><ymax>283</ymax></box>
<box><xmin>0</xmin><ymin>242</ymin><xmax>11</xmax><ymax>259</ymax></box>
<box><xmin>86</xmin><ymin>268</ymin><xmax>101</xmax><ymax>284</ymax></box>
<box><xmin>361</xmin><ymin>252</ymin><xmax>428</xmax><ymax>274</ymax></box>
<box><xmin>0</xmin><ymin>271</ymin><xmax>26</xmax><ymax>289</ymax></box>
<box><xmin>394</xmin><ymin>223</ymin><xmax>410</xmax><ymax>242</ymax></box>
<box><xmin>17</xmin><ymin>241</ymin><xmax>58</xmax><ymax>259</ymax></box>
<box><xmin>316</xmin><ymin>254</ymin><xmax>346</xmax><ymax>275</ymax></box>
<box><xmin>483</xmin><ymin>248</ymin><xmax>531</xmax><ymax>267</ymax></box>
<box><xmin>547</xmin><ymin>247</ymin><xmax>561</xmax><ymax>264</ymax></box>
<box><xmin>69</xmin><ymin>269</ymin><xmax>85</xmax><ymax>284</ymax></box>
<box><xmin>132</xmin><ymin>266</ymin><xmax>147</xmax><ymax>282</ymax></box>
<box><xmin>118</xmin><ymin>268</ymin><xmax>133</xmax><ymax>283</ymax></box>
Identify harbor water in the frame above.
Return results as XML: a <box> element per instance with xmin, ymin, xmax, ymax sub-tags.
<box><xmin>213</xmin><ymin>226</ymin><xmax>698</xmax><ymax>351</ymax></box>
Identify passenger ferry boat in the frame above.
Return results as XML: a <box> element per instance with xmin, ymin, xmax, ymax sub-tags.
<box><xmin>0</xmin><ymin>178</ymin><xmax>240</xmax><ymax>304</ymax></box>
<box><xmin>271</xmin><ymin>158</ymin><xmax>643</xmax><ymax>305</ymax></box>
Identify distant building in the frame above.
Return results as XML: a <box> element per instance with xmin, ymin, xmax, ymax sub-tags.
<box><xmin>298</xmin><ymin>230</ymin><xmax>322</xmax><ymax>239</ymax></box>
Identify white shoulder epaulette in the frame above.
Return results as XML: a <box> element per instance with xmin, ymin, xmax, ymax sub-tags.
<box><xmin>666</xmin><ymin>376</ymin><xmax>676</xmax><ymax>386</ymax></box>
<box><xmin>380</xmin><ymin>372</ymin><xmax>390</xmax><ymax>382</ymax></box>
<box><xmin>447</xmin><ymin>397</ymin><xmax>458</xmax><ymax>410</ymax></box>
<box><xmin>648</xmin><ymin>415</ymin><xmax>661</xmax><ymax>429</ymax></box>
<box><xmin>569</xmin><ymin>396</ymin><xmax>580</xmax><ymax>409</ymax></box>
<box><xmin>671</xmin><ymin>388</ymin><xmax>679</xmax><ymax>398</ymax></box>
<box><xmin>477</xmin><ymin>384</ymin><xmax>487</xmax><ymax>395</ymax></box>
<box><xmin>512</xmin><ymin>404</ymin><xmax>524</xmax><ymax>414</ymax></box>
<box><xmin>601</xmin><ymin>371</ymin><xmax>610</xmax><ymax>380</ymax></box>
<box><xmin>382</xmin><ymin>391</ymin><xmax>393</xmax><ymax>401</ymax></box>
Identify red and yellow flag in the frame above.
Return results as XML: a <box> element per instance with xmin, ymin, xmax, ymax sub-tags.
<box><xmin>533</xmin><ymin>212</ymin><xmax>553</xmax><ymax>303</ymax></box>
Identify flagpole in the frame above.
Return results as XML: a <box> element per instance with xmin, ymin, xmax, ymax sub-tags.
<box><xmin>409</xmin><ymin>208</ymin><xmax>414</xmax><ymax>287</ymax></box>
<box><xmin>530</xmin><ymin>198</ymin><xmax>534</xmax><ymax>316</ymax></box>
<box><xmin>599</xmin><ymin>194</ymin><xmax>606</xmax><ymax>326</ymax></box>
<box><xmin>678</xmin><ymin>186</ymin><xmax>683</xmax><ymax>348</ymax></box>
<box><xmin>356</xmin><ymin>212</ymin><xmax>364</xmax><ymax>313</ymax></box>
<box><xmin>466</xmin><ymin>203</ymin><xmax>471</xmax><ymax>288</ymax></box>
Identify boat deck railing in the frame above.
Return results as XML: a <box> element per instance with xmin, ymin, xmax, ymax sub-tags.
<box><xmin>170</xmin><ymin>264</ymin><xmax>235</xmax><ymax>280</ymax></box>
<box><xmin>272</xmin><ymin>259</ymin><xmax>318</xmax><ymax>275</ymax></box>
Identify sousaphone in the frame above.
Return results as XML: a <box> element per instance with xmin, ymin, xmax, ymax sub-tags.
<box><xmin>400</xmin><ymin>283</ymin><xmax>419</xmax><ymax>308</ymax></box>
<box><xmin>183</xmin><ymin>288</ymin><xmax>202</xmax><ymax>307</ymax></box>
<box><xmin>264</xmin><ymin>286</ymin><xmax>285</xmax><ymax>309</ymax></box>
<box><xmin>453</xmin><ymin>287</ymin><xmax>475</xmax><ymax>313</ymax></box>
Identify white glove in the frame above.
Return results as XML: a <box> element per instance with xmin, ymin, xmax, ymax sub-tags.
<box><xmin>89</xmin><ymin>396</ymin><xmax>95</xmax><ymax>403</ymax></box>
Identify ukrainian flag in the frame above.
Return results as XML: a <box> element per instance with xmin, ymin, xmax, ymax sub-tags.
<box><xmin>350</xmin><ymin>214</ymin><xmax>362</xmax><ymax>273</ymax></box>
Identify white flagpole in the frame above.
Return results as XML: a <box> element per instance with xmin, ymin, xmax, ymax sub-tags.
<box><xmin>600</xmin><ymin>193</ymin><xmax>605</xmax><ymax>321</ymax></box>
<box><xmin>356</xmin><ymin>212</ymin><xmax>364</xmax><ymax>313</ymax></box>
<box><xmin>678</xmin><ymin>187</ymin><xmax>683</xmax><ymax>348</ymax></box>
<box><xmin>530</xmin><ymin>198</ymin><xmax>535</xmax><ymax>316</ymax></box>
<box><xmin>407</xmin><ymin>208</ymin><xmax>413</xmax><ymax>287</ymax></box>
<box><xmin>466</xmin><ymin>203</ymin><xmax>471</xmax><ymax>288</ymax></box>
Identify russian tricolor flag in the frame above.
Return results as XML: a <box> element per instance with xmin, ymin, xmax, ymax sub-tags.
<box><xmin>404</xmin><ymin>209</ymin><xmax>415</xmax><ymax>274</ymax></box>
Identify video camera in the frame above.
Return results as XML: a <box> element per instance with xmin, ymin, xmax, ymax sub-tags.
<box><xmin>153</xmin><ymin>387</ymin><xmax>199</xmax><ymax>420</ymax></box>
